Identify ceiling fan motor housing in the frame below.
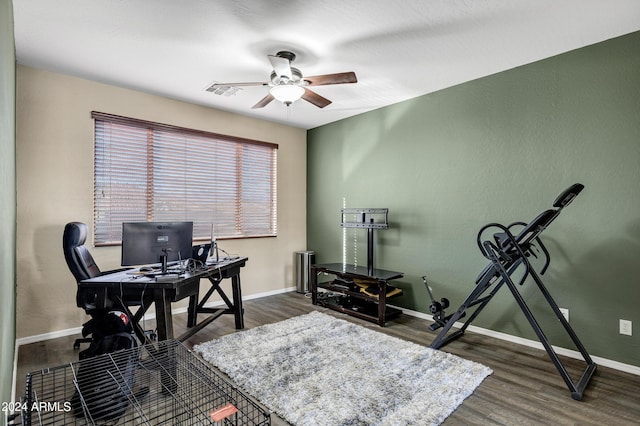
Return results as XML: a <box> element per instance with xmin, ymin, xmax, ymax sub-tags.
<box><xmin>276</xmin><ymin>51</ymin><xmax>296</xmax><ymax>63</ymax></box>
<box><xmin>270</xmin><ymin>67</ymin><xmax>303</xmax><ymax>85</ymax></box>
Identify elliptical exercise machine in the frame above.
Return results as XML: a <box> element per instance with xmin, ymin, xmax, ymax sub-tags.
<box><xmin>428</xmin><ymin>183</ymin><xmax>596</xmax><ymax>400</ymax></box>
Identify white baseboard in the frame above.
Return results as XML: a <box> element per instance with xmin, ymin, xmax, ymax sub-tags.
<box><xmin>15</xmin><ymin>326</ymin><xmax>84</xmax><ymax>346</ymax></box>
<box><xmin>397</xmin><ymin>305</ymin><xmax>640</xmax><ymax>376</ymax></box>
<box><xmin>14</xmin><ymin>288</ymin><xmax>639</xmax><ymax>373</ymax></box>
<box><xmin>10</xmin><ymin>289</ymin><xmax>639</xmax><ymax>404</ymax></box>
<box><xmin>14</xmin><ymin>286</ymin><xmax>298</xmax><ymax>347</ymax></box>
<box><xmin>11</xmin><ymin>286</ymin><xmax>297</xmax><ymax>402</ymax></box>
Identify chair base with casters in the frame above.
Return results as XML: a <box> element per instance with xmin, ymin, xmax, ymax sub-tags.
<box><xmin>73</xmin><ymin>337</ymin><xmax>91</xmax><ymax>350</ymax></box>
<box><xmin>74</xmin><ymin>321</ymin><xmax>157</xmax><ymax>350</ymax></box>
<box><xmin>74</xmin><ymin>328</ymin><xmax>157</xmax><ymax>351</ymax></box>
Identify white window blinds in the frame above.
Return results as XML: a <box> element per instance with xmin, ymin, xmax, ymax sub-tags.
<box><xmin>93</xmin><ymin>112</ymin><xmax>278</xmax><ymax>245</ymax></box>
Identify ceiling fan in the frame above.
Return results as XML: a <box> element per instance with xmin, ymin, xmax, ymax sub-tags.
<box><xmin>207</xmin><ymin>51</ymin><xmax>357</xmax><ymax>109</ymax></box>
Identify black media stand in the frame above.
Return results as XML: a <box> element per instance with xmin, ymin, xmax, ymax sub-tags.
<box><xmin>311</xmin><ymin>263</ymin><xmax>403</xmax><ymax>327</ymax></box>
<box><xmin>311</xmin><ymin>208</ymin><xmax>403</xmax><ymax>326</ymax></box>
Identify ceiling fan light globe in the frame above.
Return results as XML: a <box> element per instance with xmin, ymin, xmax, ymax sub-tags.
<box><xmin>270</xmin><ymin>85</ymin><xmax>305</xmax><ymax>105</ymax></box>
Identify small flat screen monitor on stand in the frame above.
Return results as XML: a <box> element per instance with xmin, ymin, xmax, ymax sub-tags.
<box><xmin>121</xmin><ymin>221</ymin><xmax>194</xmax><ymax>273</ymax></box>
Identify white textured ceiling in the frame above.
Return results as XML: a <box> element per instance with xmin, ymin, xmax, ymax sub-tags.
<box><xmin>13</xmin><ymin>0</ymin><xmax>640</xmax><ymax>130</ymax></box>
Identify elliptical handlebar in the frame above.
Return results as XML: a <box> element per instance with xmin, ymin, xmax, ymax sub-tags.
<box><xmin>476</xmin><ymin>183</ymin><xmax>583</xmax><ymax>271</ymax></box>
<box><xmin>476</xmin><ymin>222</ymin><xmax>516</xmax><ymax>261</ymax></box>
<box><xmin>552</xmin><ymin>183</ymin><xmax>584</xmax><ymax>209</ymax></box>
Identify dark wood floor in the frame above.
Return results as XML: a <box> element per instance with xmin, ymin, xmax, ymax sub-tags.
<box><xmin>15</xmin><ymin>292</ymin><xmax>640</xmax><ymax>425</ymax></box>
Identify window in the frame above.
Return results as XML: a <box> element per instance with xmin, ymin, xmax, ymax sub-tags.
<box><xmin>92</xmin><ymin>111</ymin><xmax>277</xmax><ymax>245</ymax></box>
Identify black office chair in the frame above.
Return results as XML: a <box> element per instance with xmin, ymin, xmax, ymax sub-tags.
<box><xmin>63</xmin><ymin>222</ymin><xmax>154</xmax><ymax>349</ymax></box>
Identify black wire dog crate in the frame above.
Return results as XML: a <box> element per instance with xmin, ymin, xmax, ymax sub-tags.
<box><xmin>20</xmin><ymin>339</ymin><xmax>270</xmax><ymax>425</ymax></box>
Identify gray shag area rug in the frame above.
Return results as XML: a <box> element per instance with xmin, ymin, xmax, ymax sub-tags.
<box><xmin>194</xmin><ymin>311</ymin><xmax>492</xmax><ymax>426</ymax></box>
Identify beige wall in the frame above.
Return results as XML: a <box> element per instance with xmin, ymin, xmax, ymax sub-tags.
<box><xmin>16</xmin><ymin>65</ymin><xmax>307</xmax><ymax>339</ymax></box>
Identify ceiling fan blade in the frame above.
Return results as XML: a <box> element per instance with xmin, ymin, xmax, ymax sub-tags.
<box><xmin>208</xmin><ymin>82</ymin><xmax>268</xmax><ymax>88</ymax></box>
<box><xmin>304</xmin><ymin>72</ymin><xmax>357</xmax><ymax>86</ymax></box>
<box><xmin>268</xmin><ymin>54</ymin><xmax>292</xmax><ymax>80</ymax></box>
<box><xmin>252</xmin><ymin>93</ymin><xmax>275</xmax><ymax>109</ymax></box>
<box><xmin>302</xmin><ymin>88</ymin><xmax>332</xmax><ymax>108</ymax></box>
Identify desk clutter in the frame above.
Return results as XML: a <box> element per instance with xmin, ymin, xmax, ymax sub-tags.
<box><xmin>16</xmin><ymin>339</ymin><xmax>270</xmax><ymax>425</ymax></box>
<box><xmin>124</xmin><ymin>256</ymin><xmax>242</xmax><ymax>282</ymax></box>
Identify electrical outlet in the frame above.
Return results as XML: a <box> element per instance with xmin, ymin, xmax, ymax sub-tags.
<box><xmin>620</xmin><ymin>319</ymin><xmax>632</xmax><ymax>336</ymax></box>
<box><xmin>559</xmin><ymin>308</ymin><xmax>569</xmax><ymax>322</ymax></box>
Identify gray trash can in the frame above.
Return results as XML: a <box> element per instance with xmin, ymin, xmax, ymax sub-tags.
<box><xmin>295</xmin><ymin>251</ymin><xmax>315</xmax><ymax>293</ymax></box>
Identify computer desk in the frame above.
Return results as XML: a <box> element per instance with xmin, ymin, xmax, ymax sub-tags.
<box><xmin>79</xmin><ymin>257</ymin><xmax>248</xmax><ymax>343</ymax></box>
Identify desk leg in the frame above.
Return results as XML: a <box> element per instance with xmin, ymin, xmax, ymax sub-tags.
<box><xmin>187</xmin><ymin>294</ymin><xmax>198</xmax><ymax>328</ymax></box>
<box><xmin>95</xmin><ymin>289</ymin><xmax>109</xmax><ymax>309</ymax></box>
<box><xmin>232</xmin><ymin>275</ymin><xmax>244</xmax><ymax>329</ymax></box>
<box><xmin>154</xmin><ymin>288</ymin><xmax>174</xmax><ymax>341</ymax></box>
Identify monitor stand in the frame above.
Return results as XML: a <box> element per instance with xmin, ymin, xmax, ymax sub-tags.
<box><xmin>160</xmin><ymin>253</ymin><xmax>169</xmax><ymax>274</ymax></box>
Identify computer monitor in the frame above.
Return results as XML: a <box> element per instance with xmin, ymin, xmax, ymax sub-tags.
<box><xmin>121</xmin><ymin>221</ymin><xmax>193</xmax><ymax>272</ymax></box>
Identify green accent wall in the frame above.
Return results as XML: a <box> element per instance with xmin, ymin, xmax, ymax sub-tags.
<box><xmin>308</xmin><ymin>31</ymin><xmax>640</xmax><ymax>366</ymax></box>
<box><xmin>1</xmin><ymin>0</ymin><xmax>16</xmax><ymax>411</ymax></box>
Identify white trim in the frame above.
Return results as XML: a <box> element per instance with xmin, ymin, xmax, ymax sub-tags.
<box><xmin>15</xmin><ymin>326</ymin><xmax>84</xmax><ymax>346</ymax></box>
<box><xmin>13</xmin><ymin>289</ymin><xmax>639</xmax><ymax>376</ymax></box>
<box><xmin>11</xmin><ymin>286</ymin><xmax>298</xmax><ymax>402</ymax></box>
<box><xmin>11</xmin><ymin>344</ymin><xmax>19</xmax><ymax>408</ymax></box>
<box><xmin>14</xmin><ymin>286</ymin><xmax>298</xmax><ymax>347</ymax></box>
<box><xmin>396</xmin><ymin>305</ymin><xmax>640</xmax><ymax>376</ymax></box>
